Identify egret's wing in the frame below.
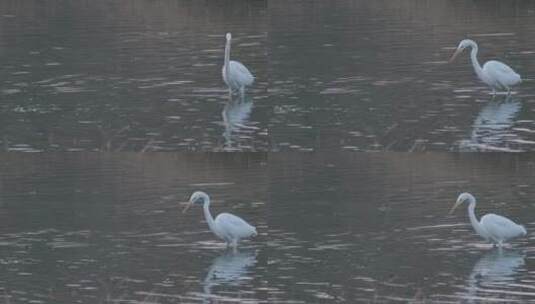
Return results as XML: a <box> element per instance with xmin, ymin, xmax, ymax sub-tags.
<box><xmin>229</xmin><ymin>61</ymin><xmax>255</xmax><ymax>86</ymax></box>
<box><xmin>215</xmin><ymin>213</ymin><xmax>257</xmax><ymax>239</ymax></box>
<box><xmin>484</xmin><ymin>60</ymin><xmax>516</xmax><ymax>75</ymax></box>
<box><xmin>481</xmin><ymin>213</ymin><xmax>526</xmax><ymax>241</ymax></box>
<box><xmin>483</xmin><ymin>61</ymin><xmax>521</xmax><ymax>86</ymax></box>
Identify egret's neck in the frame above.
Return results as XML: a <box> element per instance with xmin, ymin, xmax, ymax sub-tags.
<box><xmin>468</xmin><ymin>201</ymin><xmax>487</xmax><ymax>239</ymax></box>
<box><xmin>224</xmin><ymin>39</ymin><xmax>231</xmax><ymax>77</ymax></box>
<box><xmin>469</xmin><ymin>44</ymin><xmax>484</xmax><ymax>81</ymax></box>
<box><xmin>202</xmin><ymin>200</ymin><xmax>217</xmax><ymax>234</ymax></box>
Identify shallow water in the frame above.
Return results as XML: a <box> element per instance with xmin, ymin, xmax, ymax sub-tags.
<box><xmin>268</xmin><ymin>0</ymin><xmax>535</xmax><ymax>152</ymax></box>
<box><xmin>1</xmin><ymin>153</ymin><xmax>535</xmax><ymax>303</ymax></box>
<box><xmin>0</xmin><ymin>0</ymin><xmax>269</xmax><ymax>152</ymax></box>
<box><xmin>1</xmin><ymin>0</ymin><xmax>535</xmax><ymax>151</ymax></box>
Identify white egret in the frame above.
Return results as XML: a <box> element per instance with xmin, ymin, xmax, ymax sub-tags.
<box><xmin>222</xmin><ymin>33</ymin><xmax>254</xmax><ymax>98</ymax></box>
<box><xmin>183</xmin><ymin>191</ymin><xmax>257</xmax><ymax>248</ymax></box>
<box><xmin>449</xmin><ymin>193</ymin><xmax>527</xmax><ymax>247</ymax></box>
<box><xmin>449</xmin><ymin>39</ymin><xmax>521</xmax><ymax>95</ymax></box>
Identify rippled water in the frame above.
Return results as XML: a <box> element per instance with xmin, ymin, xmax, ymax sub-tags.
<box><xmin>268</xmin><ymin>153</ymin><xmax>535</xmax><ymax>302</ymax></box>
<box><xmin>0</xmin><ymin>154</ymin><xmax>269</xmax><ymax>303</ymax></box>
<box><xmin>0</xmin><ymin>0</ymin><xmax>269</xmax><ymax>152</ymax></box>
<box><xmin>1</xmin><ymin>153</ymin><xmax>535</xmax><ymax>303</ymax></box>
<box><xmin>1</xmin><ymin>0</ymin><xmax>535</xmax><ymax>151</ymax></box>
<box><xmin>268</xmin><ymin>0</ymin><xmax>535</xmax><ymax>152</ymax></box>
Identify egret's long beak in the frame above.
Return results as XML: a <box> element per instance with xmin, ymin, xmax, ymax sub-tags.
<box><xmin>449</xmin><ymin>199</ymin><xmax>463</xmax><ymax>214</ymax></box>
<box><xmin>182</xmin><ymin>202</ymin><xmax>192</xmax><ymax>214</ymax></box>
<box><xmin>449</xmin><ymin>48</ymin><xmax>463</xmax><ymax>63</ymax></box>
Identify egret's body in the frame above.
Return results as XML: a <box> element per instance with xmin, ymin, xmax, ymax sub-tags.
<box><xmin>222</xmin><ymin>33</ymin><xmax>254</xmax><ymax>98</ymax></box>
<box><xmin>183</xmin><ymin>191</ymin><xmax>257</xmax><ymax>248</ymax></box>
<box><xmin>450</xmin><ymin>39</ymin><xmax>521</xmax><ymax>94</ymax></box>
<box><xmin>450</xmin><ymin>193</ymin><xmax>526</xmax><ymax>247</ymax></box>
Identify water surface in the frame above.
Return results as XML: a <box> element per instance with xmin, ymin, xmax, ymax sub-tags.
<box><xmin>268</xmin><ymin>0</ymin><xmax>535</xmax><ymax>151</ymax></box>
<box><xmin>1</xmin><ymin>153</ymin><xmax>535</xmax><ymax>302</ymax></box>
<box><xmin>0</xmin><ymin>0</ymin><xmax>269</xmax><ymax>151</ymax></box>
<box><xmin>2</xmin><ymin>1</ymin><xmax>535</xmax><ymax>151</ymax></box>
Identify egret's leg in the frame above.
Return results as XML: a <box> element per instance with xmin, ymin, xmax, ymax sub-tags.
<box><xmin>230</xmin><ymin>240</ymin><xmax>238</xmax><ymax>253</ymax></box>
<box><xmin>228</xmin><ymin>87</ymin><xmax>233</xmax><ymax>101</ymax></box>
<box><xmin>240</xmin><ymin>86</ymin><xmax>245</xmax><ymax>99</ymax></box>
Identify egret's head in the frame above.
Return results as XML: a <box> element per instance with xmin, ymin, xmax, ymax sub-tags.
<box><xmin>226</xmin><ymin>33</ymin><xmax>232</xmax><ymax>41</ymax></box>
<box><xmin>183</xmin><ymin>191</ymin><xmax>209</xmax><ymax>213</ymax></box>
<box><xmin>449</xmin><ymin>39</ymin><xmax>476</xmax><ymax>62</ymax></box>
<box><xmin>449</xmin><ymin>192</ymin><xmax>476</xmax><ymax>214</ymax></box>
<box><xmin>458</xmin><ymin>39</ymin><xmax>475</xmax><ymax>50</ymax></box>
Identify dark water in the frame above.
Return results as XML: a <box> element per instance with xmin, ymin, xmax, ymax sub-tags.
<box><xmin>1</xmin><ymin>153</ymin><xmax>535</xmax><ymax>303</ymax></box>
<box><xmin>0</xmin><ymin>0</ymin><xmax>269</xmax><ymax>152</ymax></box>
<box><xmin>1</xmin><ymin>0</ymin><xmax>535</xmax><ymax>151</ymax></box>
<box><xmin>268</xmin><ymin>0</ymin><xmax>535</xmax><ymax>152</ymax></box>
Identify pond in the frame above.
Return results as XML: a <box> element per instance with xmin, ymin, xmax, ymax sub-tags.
<box><xmin>1</xmin><ymin>0</ymin><xmax>535</xmax><ymax>151</ymax></box>
<box><xmin>1</xmin><ymin>153</ymin><xmax>534</xmax><ymax>302</ymax></box>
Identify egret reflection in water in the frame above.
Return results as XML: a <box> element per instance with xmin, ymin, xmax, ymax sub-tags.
<box><xmin>222</xmin><ymin>95</ymin><xmax>258</xmax><ymax>151</ymax></box>
<box><xmin>458</xmin><ymin>95</ymin><xmax>521</xmax><ymax>151</ymax></box>
<box><xmin>202</xmin><ymin>250</ymin><xmax>258</xmax><ymax>302</ymax></box>
<box><xmin>463</xmin><ymin>249</ymin><xmax>526</xmax><ymax>303</ymax></box>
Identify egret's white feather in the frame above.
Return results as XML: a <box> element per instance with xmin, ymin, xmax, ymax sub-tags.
<box><xmin>451</xmin><ymin>193</ymin><xmax>526</xmax><ymax>246</ymax></box>
<box><xmin>215</xmin><ymin>213</ymin><xmax>257</xmax><ymax>241</ymax></box>
<box><xmin>222</xmin><ymin>61</ymin><xmax>254</xmax><ymax>90</ymax></box>
<box><xmin>451</xmin><ymin>39</ymin><xmax>521</xmax><ymax>92</ymax></box>
<box><xmin>483</xmin><ymin>60</ymin><xmax>521</xmax><ymax>88</ymax></box>
<box><xmin>222</xmin><ymin>33</ymin><xmax>254</xmax><ymax>95</ymax></box>
<box><xmin>186</xmin><ymin>191</ymin><xmax>257</xmax><ymax>248</ymax></box>
<box><xmin>481</xmin><ymin>213</ymin><xmax>527</xmax><ymax>242</ymax></box>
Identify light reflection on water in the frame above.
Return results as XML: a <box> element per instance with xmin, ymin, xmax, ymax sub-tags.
<box><xmin>0</xmin><ymin>153</ymin><xmax>269</xmax><ymax>303</ymax></box>
<box><xmin>221</xmin><ymin>95</ymin><xmax>267</xmax><ymax>152</ymax></box>
<box><xmin>0</xmin><ymin>0</ymin><xmax>269</xmax><ymax>152</ymax></box>
<box><xmin>461</xmin><ymin>249</ymin><xmax>527</xmax><ymax>303</ymax></box>
<box><xmin>458</xmin><ymin>95</ymin><xmax>524</xmax><ymax>152</ymax></box>
<box><xmin>268</xmin><ymin>0</ymin><xmax>535</xmax><ymax>151</ymax></box>
<box><xmin>1</xmin><ymin>0</ymin><xmax>535</xmax><ymax>151</ymax></box>
<box><xmin>267</xmin><ymin>153</ymin><xmax>535</xmax><ymax>302</ymax></box>
<box><xmin>2</xmin><ymin>154</ymin><xmax>535</xmax><ymax>302</ymax></box>
<box><xmin>200</xmin><ymin>250</ymin><xmax>258</xmax><ymax>303</ymax></box>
